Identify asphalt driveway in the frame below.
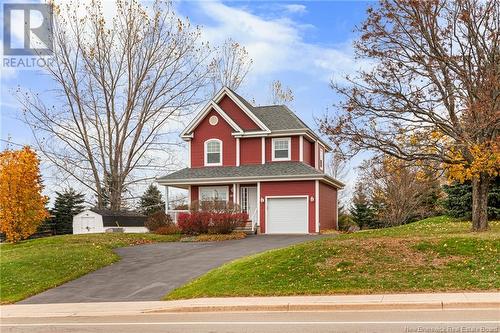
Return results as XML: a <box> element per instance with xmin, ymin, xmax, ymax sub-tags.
<box><xmin>20</xmin><ymin>235</ymin><xmax>323</xmax><ymax>304</ymax></box>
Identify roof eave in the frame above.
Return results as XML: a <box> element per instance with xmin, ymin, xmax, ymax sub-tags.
<box><xmin>157</xmin><ymin>174</ymin><xmax>344</xmax><ymax>189</ymax></box>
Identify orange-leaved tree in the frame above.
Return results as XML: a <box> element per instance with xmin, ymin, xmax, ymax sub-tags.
<box><xmin>0</xmin><ymin>146</ymin><xmax>49</xmax><ymax>242</ymax></box>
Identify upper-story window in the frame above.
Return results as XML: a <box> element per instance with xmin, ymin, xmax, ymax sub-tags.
<box><xmin>319</xmin><ymin>146</ymin><xmax>324</xmax><ymax>170</ymax></box>
<box><xmin>272</xmin><ymin>137</ymin><xmax>291</xmax><ymax>161</ymax></box>
<box><xmin>204</xmin><ymin>139</ymin><xmax>222</xmax><ymax>166</ymax></box>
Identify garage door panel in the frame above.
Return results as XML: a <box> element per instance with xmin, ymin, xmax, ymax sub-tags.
<box><xmin>267</xmin><ymin>197</ymin><xmax>308</xmax><ymax>234</ymax></box>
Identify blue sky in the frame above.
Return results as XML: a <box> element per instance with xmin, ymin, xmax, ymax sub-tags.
<box><xmin>0</xmin><ymin>0</ymin><xmax>371</xmax><ymax>203</ymax></box>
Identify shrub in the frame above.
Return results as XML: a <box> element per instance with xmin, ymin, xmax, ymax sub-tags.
<box><xmin>177</xmin><ymin>200</ymin><xmax>248</xmax><ymax>235</ymax></box>
<box><xmin>145</xmin><ymin>211</ymin><xmax>173</xmax><ymax>232</ymax></box>
<box><xmin>338</xmin><ymin>214</ymin><xmax>358</xmax><ymax>232</ymax></box>
<box><xmin>154</xmin><ymin>224</ymin><xmax>181</xmax><ymax>235</ymax></box>
<box><xmin>177</xmin><ymin>211</ymin><xmax>211</xmax><ymax>234</ymax></box>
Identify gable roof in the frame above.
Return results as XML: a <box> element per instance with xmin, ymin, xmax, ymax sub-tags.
<box><xmin>181</xmin><ymin>101</ymin><xmax>243</xmax><ymax>139</ymax></box>
<box><xmin>180</xmin><ymin>86</ymin><xmax>332</xmax><ymax>149</ymax></box>
<box><xmin>227</xmin><ymin>88</ymin><xmax>310</xmax><ymax>131</ymax></box>
<box><xmin>157</xmin><ymin>161</ymin><xmax>344</xmax><ymax>188</ymax></box>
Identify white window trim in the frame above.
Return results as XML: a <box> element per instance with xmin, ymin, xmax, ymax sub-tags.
<box><xmin>319</xmin><ymin>147</ymin><xmax>324</xmax><ymax>170</ymax></box>
<box><xmin>199</xmin><ymin>186</ymin><xmax>229</xmax><ymax>202</ymax></box>
<box><xmin>261</xmin><ymin>137</ymin><xmax>265</xmax><ymax>164</ymax></box>
<box><xmin>272</xmin><ymin>137</ymin><xmax>291</xmax><ymax>162</ymax></box>
<box><xmin>204</xmin><ymin>139</ymin><xmax>223</xmax><ymax>166</ymax></box>
<box><xmin>299</xmin><ymin>136</ymin><xmax>304</xmax><ymax>162</ymax></box>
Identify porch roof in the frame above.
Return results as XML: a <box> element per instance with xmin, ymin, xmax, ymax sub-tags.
<box><xmin>156</xmin><ymin>161</ymin><xmax>344</xmax><ymax>188</ymax></box>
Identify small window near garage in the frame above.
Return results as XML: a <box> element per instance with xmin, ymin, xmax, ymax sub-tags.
<box><xmin>205</xmin><ymin>139</ymin><xmax>222</xmax><ymax>166</ymax></box>
<box><xmin>272</xmin><ymin>137</ymin><xmax>291</xmax><ymax>161</ymax></box>
<box><xmin>199</xmin><ymin>186</ymin><xmax>229</xmax><ymax>202</ymax></box>
<box><xmin>319</xmin><ymin>147</ymin><xmax>324</xmax><ymax>170</ymax></box>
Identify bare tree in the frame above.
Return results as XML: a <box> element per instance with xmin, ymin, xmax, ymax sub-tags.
<box><xmin>360</xmin><ymin>156</ymin><xmax>442</xmax><ymax>227</ymax></box>
<box><xmin>320</xmin><ymin>0</ymin><xmax>499</xmax><ymax>231</ymax></box>
<box><xmin>19</xmin><ymin>0</ymin><xmax>212</xmax><ymax>210</ymax></box>
<box><xmin>209</xmin><ymin>38</ymin><xmax>253</xmax><ymax>95</ymax></box>
<box><xmin>269</xmin><ymin>80</ymin><xmax>294</xmax><ymax>105</ymax></box>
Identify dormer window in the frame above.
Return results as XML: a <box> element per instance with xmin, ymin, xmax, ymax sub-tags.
<box><xmin>272</xmin><ymin>137</ymin><xmax>291</xmax><ymax>161</ymax></box>
<box><xmin>205</xmin><ymin>139</ymin><xmax>222</xmax><ymax>166</ymax></box>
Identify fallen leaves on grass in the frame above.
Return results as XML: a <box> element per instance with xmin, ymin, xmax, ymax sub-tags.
<box><xmin>181</xmin><ymin>232</ymin><xmax>247</xmax><ymax>242</ymax></box>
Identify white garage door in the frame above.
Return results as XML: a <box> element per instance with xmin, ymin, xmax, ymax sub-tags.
<box><xmin>267</xmin><ymin>197</ymin><xmax>308</xmax><ymax>234</ymax></box>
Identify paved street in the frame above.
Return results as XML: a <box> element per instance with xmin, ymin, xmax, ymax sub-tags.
<box><xmin>21</xmin><ymin>235</ymin><xmax>323</xmax><ymax>304</ymax></box>
<box><xmin>2</xmin><ymin>309</ymin><xmax>499</xmax><ymax>333</ymax></box>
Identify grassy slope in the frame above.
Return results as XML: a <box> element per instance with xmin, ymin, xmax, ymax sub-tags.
<box><xmin>0</xmin><ymin>233</ymin><xmax>180</xmax><ymax>304</ymax></box>
<box><xmin>166</xmin><ymin>216</ymin><xmax>500</xmax><ymax>300</ymax></box>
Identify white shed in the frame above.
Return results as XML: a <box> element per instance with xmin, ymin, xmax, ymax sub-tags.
<box><xmin>73</xmin><ymin>209</ymin><xmax>148</xmax><ymax>234</ymax></box>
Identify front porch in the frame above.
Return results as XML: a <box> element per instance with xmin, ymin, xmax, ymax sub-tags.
<box><xmin>164</xmin><ymin>183</ymin><xmax>260</xmax><ymax>234</ymax></box>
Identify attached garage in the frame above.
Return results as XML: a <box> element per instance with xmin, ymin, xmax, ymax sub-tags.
<box><xmin>266</xmin><ymin>196</ymin><xmax>309</xmax><ymax>234</ymax></box>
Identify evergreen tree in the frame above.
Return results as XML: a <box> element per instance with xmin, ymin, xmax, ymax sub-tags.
<box><xmin>350</xmin><ymin>182</ymin><xmax>375</xmax><ymax>229</ymax></box>
<box><xmin>139</xmin><ymin>184</ymin><xmax>165</xmax><ymax>216</ymax></box>
<box><xmin>443</xmin><ymin>177</ymin><xmax>499</xmax><ymax>220</ymax></box>
<box><xmin>51</xmin><ymin>188</ymin><xmax>85</xmax><ymax>234</ymax></box>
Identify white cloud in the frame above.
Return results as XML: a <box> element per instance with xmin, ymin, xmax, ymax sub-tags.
<box><xmin>283</xmin><ymin>4</ymin><xmax>307</xmax><ymax>14</ymax></box>
<box><xmin>195</xmin><ymin>1</ymin><xmax>370</xmax><ymax>83</ymax></box>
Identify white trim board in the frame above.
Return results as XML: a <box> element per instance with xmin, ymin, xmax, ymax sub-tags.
<box><xmin>213</xmin><ymin>87</ymin><xmax>270</xmax><ymax>133</ymax></box>
<box><xmin>181</xmin><ymin>101</ymin><xmax>243</xmax><ymax>139</ymax></box>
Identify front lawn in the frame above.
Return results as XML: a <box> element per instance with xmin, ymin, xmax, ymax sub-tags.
<box><xmin>166</xmin><ymin>216</ymin><xmax>500</xmax><ymax>300</ymax></box>
<box><xmin>0</xmin><ymin>233</ymin><xmax>180</xmax><ymax>304</ymax></box>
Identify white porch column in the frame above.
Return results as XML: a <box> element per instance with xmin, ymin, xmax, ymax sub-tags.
<box><xmin>256</xmin><ymin>182</ymin><xmax>261</xmax><ymax>226</ymax></box>
<box><xmin>164</xmin><ymin>185</ymin><xmax>170</xmax><ymax>212</ymax></box>
<box><xmin>233</xmin><ymin>183</ymin><xmax>237</xmax><ymax>204</ymax></box>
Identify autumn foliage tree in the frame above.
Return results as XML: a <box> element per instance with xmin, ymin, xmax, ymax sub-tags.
<box><xmin>321</xmin><ymin>0</ymin><xmax>499</xmax><ymax>231</ymax></box>
<box><xmin>0</xmin><ymin>147</ymin><xmax>49</xmax><ymax>242</ymax></box>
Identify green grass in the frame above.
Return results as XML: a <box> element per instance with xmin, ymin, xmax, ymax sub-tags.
<box><xmin>0</xmin><ymin>233</ymin><xmax>180</xmax><ymax>304</ymax></box>
<box><xmin>166</xmin><ymin>216</ymin><xmax>500</xmax><ymax>300</ymax></box>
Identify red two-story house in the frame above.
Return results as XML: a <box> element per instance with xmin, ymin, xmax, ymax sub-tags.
<box><xmin>157</xmin><ymin>87</ymin><xmax>344</xmax><ymax>234</ymax></box>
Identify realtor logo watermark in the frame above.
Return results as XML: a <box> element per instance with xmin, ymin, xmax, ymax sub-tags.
<box><xmin>2</xmin><ymin>3</ymin><xmax>54</xmax><ymax>69</ymax></box>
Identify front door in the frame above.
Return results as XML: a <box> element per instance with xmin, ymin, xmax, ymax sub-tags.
<box><xmin>240</xmin><ymin>186</ymin><xmax>258</xmax><ymax>224</ymax></box>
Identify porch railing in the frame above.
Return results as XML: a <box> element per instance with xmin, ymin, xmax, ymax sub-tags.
<box><xmin>167</xmin><ymin>210</ymin><xmax>189</xmax><ymax>224</ymax></box>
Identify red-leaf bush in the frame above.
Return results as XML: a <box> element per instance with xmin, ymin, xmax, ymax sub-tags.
<box><xmin>177</xmin><ymin>200</ymin><xmax>248</xmax><ymax>235</ymax></box>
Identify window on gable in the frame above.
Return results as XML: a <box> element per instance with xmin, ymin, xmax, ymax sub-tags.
<box><xmin>272</xmin><ymin>138</ymin><xmax>291</xmax><ymax>161</ymax></box>
<box><xmin>205</xmin><ymin>139</ymin><xmax>222</xmax><ymax>166</ymax></box>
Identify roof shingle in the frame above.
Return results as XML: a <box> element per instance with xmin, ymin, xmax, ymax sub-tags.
<box><xmin>158</xmin><ymin>161</ymin><xmax>322</xmax><ymax>181</ymax></box>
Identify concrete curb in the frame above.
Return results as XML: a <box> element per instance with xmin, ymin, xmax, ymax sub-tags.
<box><xmin>151</xmin><ymin>301</ymin><xmax>499</xmax><ymax>313</ymax></box>
<box><xmin>2</xmin><ymin>293</ymin><xmax>499</xmax><ymax>318</ymax></box>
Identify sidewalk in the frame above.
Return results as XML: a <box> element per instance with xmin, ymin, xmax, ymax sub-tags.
<box><xmin>1</xmin><ymin>293</ymin><xmax>498</xmax><ymax>318</ymax></box>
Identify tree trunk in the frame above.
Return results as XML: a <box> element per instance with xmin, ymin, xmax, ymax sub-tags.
<box><xmin>471</xmin><ymin>173</ymin><xmax>490</xmax><ymax>231</ymax></box>
<box><xmin>109</xmin><ymin>178</ymin><xmax>122</xmax><ymax>211</ymax></box>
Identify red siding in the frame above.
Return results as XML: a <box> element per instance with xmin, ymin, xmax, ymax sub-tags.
<box><xmin>190</xmin><ymin>185</ymin><xmax>199</xmax><ymax>202</ymax></box>
<box><xmin>260</xmin><ymin>181</ymin><xmax>316</xmax><ymax>234</ymax></box>
<box><xmin>303</xmin><ymin>139</ymin><xmax>314</xmax><ymax>166</ymax></box>
<box><xmin>218</xmin><ymin>95</ymin><xmax>260</xmax><ymax>131</ymax></box>
<box><xmin>240</xmin><ymin>137</ymin><xmax>262</xmax><ymax>165</ymax></box>
<box><xmin>190</xmin><ymin>109</ymin><xmax>236</xmax><ymax>168</ymax></box>
<box><xmin>319</xmin><ymin>182</ymin><xmax>337</xmax><ymax>230</ymax></box>
<box><xmin>265</xmin><ymin>136</ymin><xmax>300</xmax><ymax>162</ymax></box>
